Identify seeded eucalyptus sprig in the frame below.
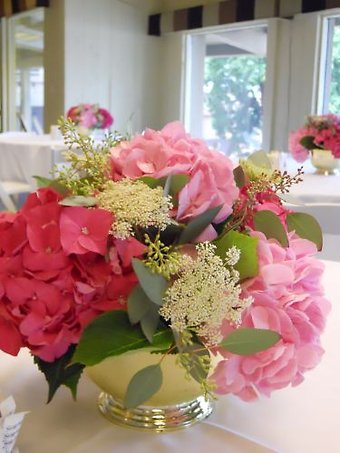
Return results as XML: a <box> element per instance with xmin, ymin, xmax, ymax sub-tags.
<box><xmin>55</xmin><ymin>117</ymin><xmax>126</xmax><ymax>196</ymax></box>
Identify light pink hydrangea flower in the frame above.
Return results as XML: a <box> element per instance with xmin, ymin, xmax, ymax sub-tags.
<box><xmin>110</xmin><ymin>121</ymin><xmax>239</xmax><ymax>227</ymax></box>
<box><xmin>211</xmin><ymin>231</ymin><xmax>330</xmax><ymax>401</ymax></box>
<box><xmin>289</xmin><ymin>127</ymin><xmax>316</xmax><ymax>162</ymax></box>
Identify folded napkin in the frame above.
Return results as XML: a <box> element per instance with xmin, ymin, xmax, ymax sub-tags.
<box><xmin>0</xmin><ymin>396</ymin><xmax>28</xmax><ymax>453</ymax></box>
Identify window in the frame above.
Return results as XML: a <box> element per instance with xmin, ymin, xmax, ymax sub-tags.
<box><xmin>319</xmin><ymin>15</ymin><xmax>340</xmax><ymax>114</ymax></box>
<box><xmin>183</xmin><ymin>20</ymin><xmax>290</xmax><ymax>157</ymax></box>
<box><xmin>6</xmin><ymin>8</ymin><xmax>45</xmax><ymax>132</ymax></box>
<box><xmin>203</xmin><ymin>27</ymin><xmax>267</xmax><ymax>157</ymax></box>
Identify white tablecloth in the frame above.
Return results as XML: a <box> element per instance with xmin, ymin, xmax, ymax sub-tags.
<box><xmin>0</xmin><ymin>260</ymin><xmax>339</xmax><ymax>453</ymax></box>
<box><xmin>280</xmin><ymin>156</ymin><xmax>340</xmax><ymax>236</ymax></box>
<box><xmin>0</xmin><ymin>134</ymin><xmax>66</xmax><ymax>189</ymax></box>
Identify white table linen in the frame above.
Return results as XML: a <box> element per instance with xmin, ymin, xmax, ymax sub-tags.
<box><xmin>0</xmin><ymin>260</ymin><xmax>339</xmax><ymax>453</ymax></box>
<box><xmin>0</xmin><ymin>134</ymin><xmax>66</xmax><ymax>189</ymax></box>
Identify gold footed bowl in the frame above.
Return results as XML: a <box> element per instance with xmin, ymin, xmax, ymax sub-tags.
<box><xmin>86</xmin><ymin>349</ymin><xmax>214</xmax><ymax>432</ymax></box>
<box><xmin>311</xmin><ymin>149</ymin><xmax>340</xmax><ymax>175</ymax></box>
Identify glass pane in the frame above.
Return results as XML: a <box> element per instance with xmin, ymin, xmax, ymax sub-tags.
<box><xmin>327</xmin><ymin>18</ymin><xmax>340</xmax><ymax>114</ymax></box>
<box><xmin>203</xmin><ymin>27</ymin><xmax>267</xmax><ymax>157</ymax></box>
<box><xmin>10</xmin><ymin>9</ymin><xmax>44</xmax><ymax>132</ymax></box>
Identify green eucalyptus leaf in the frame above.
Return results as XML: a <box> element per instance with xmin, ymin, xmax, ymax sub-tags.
<box><xmin>179</xmin><ymin>344</ymin><xmax>211</xmax><ymax>383</ymax></box>
<box><xmin>214</xmin><ymin>230</ymin><xmax>259</xmax><ymax>280</ymax></box>
<box><xmin>253</xmin><ymin>210</ymin><xmax>289</xmax><ymax>247</ymax></box>
<box><xmin>127</xmin><ymin>285</ymin><xmax>154</xmax><ymax>324</ymax></box>
<box><xmin>178</xmin><ymin>205</ymin><xmax>222</xmax><ymax>245</ymax></box>
<box><xmin>140</xmin><ymin>306</ymin><xmax>160</xmax><ymax>343</ymax></box>
<box><xmin>248</xmin><ymin>150</ymin><xmax>272</xmax><ymax>169</ymax></box>
<box><xmin>286</xmin><ymin>212</ymin><xmax>323</xmax><ymax>251</ymax></box>
<box><xmin>33</xmin><ymin>175</ymin><xmax>69</xmax><ymax>196</ymax></box>
<box><xmin>233</xmin><ymin>165</ymin><xmax>246</xmax><ymax>188</ymax></box>
<box><xmin>138</xmin><ymin>176</ymin><xmax>164</xmax><ymax>189</ymax></box>
<box><xmin>59</xmin><ymin>195</ymin><xmax>97</xmax><ymax>207</ymax></box>
<box><xmin>132</xmin><ymin>259</ymin><xmax>167</xmax><ymax>305</ymax></box>
<box><xmin>73</xmin><ymin>310</ymin><xmax>173</xmax><ymax>366</ymax></box>
<box><xmin>219</xmin><ymin>328</ymin><xmax>281</xmax><ymax>355</ymax></box>
<box><xmin>124</xmin><ymin>364</ymin><xmax>163</xmax><ymax>408</ymax></box>
<box><xmin>34</xmin><ymin>175</ymin><xmax>54</xmax><ymax>188</ymax></box>
<box><xmin>169</xmin><ymin>174</ymin><xmax>189</xmax><ymax>200</ymax></box>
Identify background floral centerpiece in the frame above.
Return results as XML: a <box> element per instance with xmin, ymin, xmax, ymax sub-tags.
<box><xmin>66</xmin><ymin>103</ymin><xmax>113</xmax><ymax>135</ymax></box>
<box><xmin>289</xmin><ymin>114</ymin><xmax>340</xmax><ymax>162</ymax></box>
<box><xmin>0</xmin><ymin>121</ymin><xmax>330</xmax><ymax>427</ymax></box>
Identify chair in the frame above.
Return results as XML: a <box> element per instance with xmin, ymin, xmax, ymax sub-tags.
<box><xmin>0</xmin><ymin>180</ymin><xmax>31</xmax><ymax>211</ymax></box>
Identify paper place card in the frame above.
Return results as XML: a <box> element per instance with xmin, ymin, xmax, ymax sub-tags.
<box><xmin>0</xmin><ymin>396</ymin><xmax>28</xmax><ymax>453</ymax></box>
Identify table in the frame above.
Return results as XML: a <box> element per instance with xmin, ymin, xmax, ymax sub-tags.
<box><xmin>0</xmin><ymin>259</ymin><xmax>339</xmax><ymax>453</ymax></box>
<box><xmin>0</xmin><ymin>134</ymin><xmax>66</xmax><ymax>190</ymax></box>
<box><xmin>280</xmin><ymin>156</ymin><xmax>340</xmax><ymax>237</ymax></box>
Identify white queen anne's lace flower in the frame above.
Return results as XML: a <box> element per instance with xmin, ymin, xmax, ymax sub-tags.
<box><xmin>97</xmin><ymin>179</ymin><xmax>173</xmax><ymax>239</ymax></box>
<box><xmin>160</xmin><ymin>242</ymin><xmax>252</xmax><ymax>344</ymax></box>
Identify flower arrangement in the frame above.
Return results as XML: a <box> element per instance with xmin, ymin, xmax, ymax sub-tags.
<box><xmin>66</xmin><ymin>103</ymin><xmax>113</xmax><ymax>131</ymax></box>
<box><xmin>0</xmin><ymin>120</ymin><xmax>330</xmax><ymax>407</ymax></box>
<box><xmin>289</xmin><ymin>114</ymin><xmax>340</xmax><ymax>162</ymax></box>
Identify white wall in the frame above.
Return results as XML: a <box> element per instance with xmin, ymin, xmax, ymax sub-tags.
<box><xmin>288</xmin><ymin>11</ymin><xmax>321</xmax><ymax>134</ymax></box>
<box><xmin>45</xmin><ymin>0</ymin><xmax>162</xmax><ymax>133</ymax></box>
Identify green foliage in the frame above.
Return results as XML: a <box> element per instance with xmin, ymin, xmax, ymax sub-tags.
<box><xmin>214</xmin><ymin>230</ymin><xmax>259</xmax><ymax>280</ymax></box>
<box><xmin>286</xmin><ymin>212</ymin><xmax>323</xmax><ymax>251</ymax></box>
<box><xmin>33</xmin><ymin>175</ymin><xmax>69</xmax><ymax>196</ymax></box>
<box><xmin>300</xmin><ymin>135</ymin><xmax>317</xmax><ymax>150</ymax></box>
<box><xmin>139</xmin><ymin>174</ymin><xmax>189</xmax><ymax>207</ymax></box>
<box><xmin>34</xmin><ymin>345</ymin><xmax>85</xmax><ymax>402</ymax></box>
<box><xmin>205</xmin><ymin>56</ymin><xmax>266</xmax><ymax>151</ymax></box>
<box><xmin>219</xmin><ymin>328</ymin><xmax>281</xmax><ymax>355</ymax></box>
<box><xmin>55</xmin><ymin>117</ymin><xmax>125</xmax><ymax>196</ymax></box>
<box><xmin>131</xmin><ymin>258</ymin><xmax>168</xmax><ymax>305</ymax></box>
<box><xmin>233</xmin><ymin>165</ymin><xmax>246</xmax><ymax>188</ymax></box>
<box><xmin>178</xmin><ymin>205</ymin><xmax>222</xmax><ymax>244</ymax></box>
<box><xmin>178</xmin><ymin>343</ymin><xmax>211</xmax><ymax>383</ymax></box>
<box><xmin>59</xmin><ymin>195</ymin><xmax>97</xmax><ymax>207</ymax></box>
<box><xmin>73</xmin><ymin>310</ymin><xmax>173</xmax><ymax>366</ymax></box>
<box><xmin>124</xmin><ymin>364</ymin><xmax>163</xmax><ymax>408</ymax></box>
<box><xmin>253</xmin><ymin>210</ymin><xmax>289</xmax><ymax>247</ymax></box>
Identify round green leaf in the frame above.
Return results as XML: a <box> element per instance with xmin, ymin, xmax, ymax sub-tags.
<box><xmin>286</xmin><ymin>212</ymin><xmax>323</xmax><ymax>251</ymax></box>
<box><xmin>253</xmin><ymin>210</ymin><xmax>289</xmax><ymax>247</ymax></box>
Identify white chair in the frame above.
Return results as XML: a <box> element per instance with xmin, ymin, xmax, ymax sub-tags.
<box><xmin>0</xmin><ymin>180</ymin><xmax>31</xmax><ymax>211</ymax></box>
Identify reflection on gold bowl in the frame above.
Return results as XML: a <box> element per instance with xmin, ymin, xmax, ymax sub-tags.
<box><xmin>86</xmin><ymin>349</ymin><xmax>214</xmax><ymax>432</ymax></box>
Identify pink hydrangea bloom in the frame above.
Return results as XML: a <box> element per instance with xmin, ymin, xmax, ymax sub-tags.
<box><xmin>288</xmin><ymin>127</ymin><xmax>315</xmax><ymax>162</ymax></box>
<box><xmin>211</xmin><ymin>231</ymin><xmax>330</xmax><ymax>401</ymax></box>
<box><xmin>110</xmin><ymin>121</ymin><xmax>239</xmax><ymax>226</ymax></box>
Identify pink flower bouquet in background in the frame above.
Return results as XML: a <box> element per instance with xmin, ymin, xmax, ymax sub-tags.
<box><xmin>66</xmin><ymin>103</ymin><xmax>113</xmax><ymax>131</ymax></box>
<box><xmin>0</xmin><ymin>119</ymin><xmax>330</xmax><ymax>410</ymax></box>
<box><xmin>289</xmin><ymin>114</ymin><xmax>340</xmax><ymax>162</ymax></box>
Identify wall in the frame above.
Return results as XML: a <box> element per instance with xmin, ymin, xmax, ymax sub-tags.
<box><xmin>44</xmin><ymin>0</ymin><xmax>162</xmax><ymax>133</ymax></box>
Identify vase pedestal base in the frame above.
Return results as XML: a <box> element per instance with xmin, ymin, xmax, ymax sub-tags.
<box><xmin>97</xmin><ymin>392</ymin><xmax>214</xmax><ymax>432</ymax></box>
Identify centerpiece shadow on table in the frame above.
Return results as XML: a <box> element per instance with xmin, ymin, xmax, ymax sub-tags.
<box><xmin>0</xmin><ymin>121</ymin><xmax>330</xmax><ymax>433</ymax></box>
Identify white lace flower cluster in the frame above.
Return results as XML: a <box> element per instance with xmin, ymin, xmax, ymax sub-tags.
<box><xmin>160</xmin><ymin>242</ymin><xmax>252</xmax><ymax>345</ymax></box>
<box><xmin>97</xmin><ymin>179</ymin><xmax>173</xmax><ymax>239</ymax></box>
